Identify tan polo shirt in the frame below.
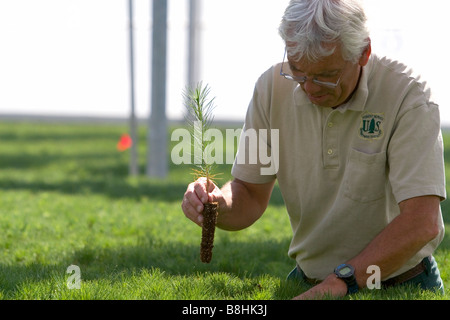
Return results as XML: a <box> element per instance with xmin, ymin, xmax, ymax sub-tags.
<box><xmin>231</xmin><ymin>54</ymin><xmax>446</xmax><ymax>280</ymax></box>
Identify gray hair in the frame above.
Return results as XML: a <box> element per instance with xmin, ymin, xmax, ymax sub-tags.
<box><xmin>279</xmin><ymin>0</ymin><xmax>370</xmax><ymax>63</ymax></box>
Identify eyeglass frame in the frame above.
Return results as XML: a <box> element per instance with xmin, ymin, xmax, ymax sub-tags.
<box><xmin>280</xmin><ymin>49</ymin><xmax>346</xmax><ymax>89</ymax></box>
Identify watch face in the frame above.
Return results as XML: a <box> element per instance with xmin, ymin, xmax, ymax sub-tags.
<box><xmin>339</xmin><ymin>266</ymin><xmax>352</xmax><ymax>275</ymax></box>
<box><xmin>336</xmin><ymin>264</ymin><xmax>354</xmax><ymax>277</ymax></box>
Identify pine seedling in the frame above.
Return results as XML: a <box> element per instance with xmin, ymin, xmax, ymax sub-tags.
<box><xmin>183</xmin><ymin>82</ymin><xmax>220</xmax><ymax>263</ymax></box>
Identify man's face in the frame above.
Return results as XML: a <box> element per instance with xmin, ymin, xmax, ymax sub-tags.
<box><xmin>287</xmin><ymin>44</ymin><xmax>368</xmax><ymax>108</ymax></box>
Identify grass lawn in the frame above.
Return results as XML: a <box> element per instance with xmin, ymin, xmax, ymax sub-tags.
<box><xmin>0</xmin><ymin>120</ymin><xmax>449</xmax><ymax>301</ymax></box>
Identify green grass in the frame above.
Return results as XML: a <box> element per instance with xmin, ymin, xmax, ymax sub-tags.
<box><xmin>0</xmin><ymin>120</ymin><xmax>449</xmax><ymax>300</ymax></box>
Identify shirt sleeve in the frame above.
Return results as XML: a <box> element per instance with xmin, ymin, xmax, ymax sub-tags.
<box><xmin>231</xmin><ymin>67</ymin><xmax>278</xmax><ymax>184</ymax></box>
<box><xmin>387</xmin><ymin>96</ymin><xmax>446</xmax><ymax>203</ymax></box>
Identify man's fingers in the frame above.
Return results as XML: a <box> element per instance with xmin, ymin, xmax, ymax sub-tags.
<box><xmin>181</xmin><ymin>193</ymin><xmax>204</xmax><ymax>227</ymax></box>
<box><xmin>193</xmin><ymin>181</ymin><xmax>209</xmax><ymax>204</ymax></box>
<box><xmin>182</xmin><ymin>177</ymin><xmax>220</xmax><ymax>227</ymax></box>
<box><xmin>181</xmin><ymin>179</ymin><xmax>210</xmax><ymax>227</ymax></box>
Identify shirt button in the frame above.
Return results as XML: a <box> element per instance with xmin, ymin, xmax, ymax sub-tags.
<box><xmin>328</xmin><ymin>122</ymin><xmax>334</xmax><ymax>128</ymax></box>
<box><xmin>327</xmin><ymin>149</ymin><xmax>333</xmax><ymax>155</ymax></box>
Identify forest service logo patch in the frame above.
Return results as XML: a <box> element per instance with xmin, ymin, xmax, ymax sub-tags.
<box><xmin>359</xmin><ymin>112</ymin><xmax>384</xmax><ymax>140</ymax></box>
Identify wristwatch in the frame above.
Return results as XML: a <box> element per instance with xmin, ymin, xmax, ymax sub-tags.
<box><xmin>334</xmin><ymin>264</ymin><xmax>359</xmax><ymax>294</ymax></box>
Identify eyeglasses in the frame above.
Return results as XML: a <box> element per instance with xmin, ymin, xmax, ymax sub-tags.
<box><xmin>280</xmin><ymin>49</ymin><xmax>345</xmax><ymax>89</ymax></box>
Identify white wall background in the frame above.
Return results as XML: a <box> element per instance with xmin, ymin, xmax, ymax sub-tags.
<box><xmin>0</xmin><ymin>0</ymin><xmax>448</xmax><ymax>124</ymax></box>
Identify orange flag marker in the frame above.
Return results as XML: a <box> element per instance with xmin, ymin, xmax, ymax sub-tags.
<box><xmin>117</xmin><ymin>134</ymin><xmax>133</xmax><ymax>152</ymax></box>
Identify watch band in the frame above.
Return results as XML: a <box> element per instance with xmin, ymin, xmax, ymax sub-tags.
<box><xmin>334</xmin><ymin>264</ymin><xmax>359</xmax><ymax>294</ymax></box>
<box><xmin>345</xmin><ymin>277</ymin><xmax>359</xmax><ymax>294</ymax></box>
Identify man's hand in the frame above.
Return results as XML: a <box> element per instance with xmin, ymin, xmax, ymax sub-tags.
<box><xmin>182</xmin><ymin>178</ymin><xmax>274</xmax><ymax>231</ymax></box>
<box><xmin>293</xmin><ymin>274</ymin><xmax>348</xmax><ymax>300</ymax></box>
<box><xmin>181</xmin><ymin>177</ymin><xmax>224</xmax><ymax>227</ymax></box>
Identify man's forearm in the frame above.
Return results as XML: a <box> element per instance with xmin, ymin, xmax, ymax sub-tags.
<box><xmin>216</xmin><ymin>179</ymin><xmax>275</xmax><ymax>231</ymax></box>
<box><xmin>295</xmin><ymin>195</ymin><xmax>442</xmax><ymax>299</ymax></box>
<box><xmin>348</xmin><ymin>196</ymin><xmax>441</xmax><ymax>288</ymax></box>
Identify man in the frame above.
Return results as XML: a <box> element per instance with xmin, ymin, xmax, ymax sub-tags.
<box><xmin>181</xmin><ymin>0</ymin><xmax>446</xmax><ymax>299</ymax></box>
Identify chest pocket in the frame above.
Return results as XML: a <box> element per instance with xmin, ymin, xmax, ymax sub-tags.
<box><xmin>344</xmin><ymin>149</ymin><xmax>387</xmax><ymax>203</ymax></box>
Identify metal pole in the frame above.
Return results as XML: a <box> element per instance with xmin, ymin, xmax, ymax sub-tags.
<box><xmin>128</xmin><ymin>0</ymin><xmax>138</xmax><ymax>176</ymax></box>
<box><xmin>147</xmin><ymin>0</ymin><xmax>168</xmax><ymax>178</ymax></box>
<box><xmin>187</xmin><ymin>0</ymin><xmax>201</xmax><ymax>87</ymax></box>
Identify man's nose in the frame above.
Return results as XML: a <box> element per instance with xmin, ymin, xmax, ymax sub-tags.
<box><xmin>302</xmin><ymin>79</ymin><xmax>322</xmax><ymax>95</ymax></box>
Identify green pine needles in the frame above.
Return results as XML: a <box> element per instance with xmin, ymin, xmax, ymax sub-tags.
<box><xmin>183</xmin><ymin>82</ymin><xmax>220</xmax><ymax>191</ymax></box>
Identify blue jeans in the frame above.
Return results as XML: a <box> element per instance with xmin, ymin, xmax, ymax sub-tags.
<box><xmin>287</xmin><ymin>256</ymin><xmax>444</xmax><ymax>294</ymax></box>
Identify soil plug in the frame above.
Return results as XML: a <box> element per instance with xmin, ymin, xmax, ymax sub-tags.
<box><xmin>200</xmin><ymin>201</ymin><xmax>218</xmax><ymax>263</ymax></box>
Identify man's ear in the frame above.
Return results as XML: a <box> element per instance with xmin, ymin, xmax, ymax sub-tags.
<box><xmin>359</xmin><ymin>38</ymin><xmax>371</xmax><ymax>67</ymax></box>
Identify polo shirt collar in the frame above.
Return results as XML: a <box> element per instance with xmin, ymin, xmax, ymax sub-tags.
<box><xmin>343</xmin><ymin>55</ymin><xmax>373</xmax><ymax>112</ymax></box>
